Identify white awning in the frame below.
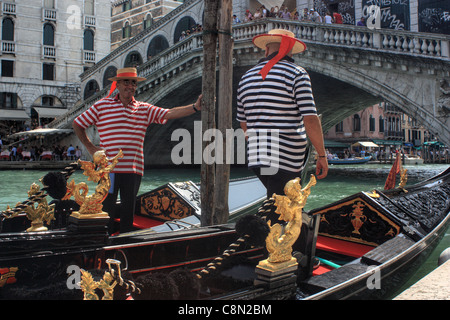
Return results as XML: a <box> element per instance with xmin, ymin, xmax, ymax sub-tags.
<box><xmin>32</xmin><ymin>107</ymin><xmax>67</xmax><ymax>118</ymax></box>
<box><xmin>0</xmin><ymin>109</ymin><xmax>30</xmax><ymax>120</ymax></box>
<box><xmin>352</xmin><ymin>141</ymin><xmax>379</xmax><ymax>148</ymax></box>
<box><xmin>8</xmin><ymin>128</ymin><xmax>73</xmax><ymax>139</ymax></box>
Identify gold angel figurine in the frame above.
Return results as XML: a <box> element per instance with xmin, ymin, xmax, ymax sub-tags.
<box><xmin>67</xmin><ymin>150</ymin><xmax>123</xmax><ymax>217</ymax></box>
<box><xmin>257</xmin><ymin>175</ymin><xmax>316</xmax><ymax>272</ymax></box>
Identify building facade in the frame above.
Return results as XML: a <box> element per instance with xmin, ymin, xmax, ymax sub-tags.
<box><xmin>0</xmin><ymin>0</ymin><xmax>111</xmax><ymax>135</ymax></box>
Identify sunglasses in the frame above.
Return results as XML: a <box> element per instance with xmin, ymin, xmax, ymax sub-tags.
<box><xmin>119</xmin><ymin>79</ymin><xmax>137</xmax><ymax>86</ymax></box>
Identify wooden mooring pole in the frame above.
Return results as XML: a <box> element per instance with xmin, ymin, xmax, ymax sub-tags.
<box><xmin>200</xmin><ymin>0</ymin><xmax>233</xmax><ymax>226</ymax></box>
<box><xmin>200</xmin><ymin>0</ymin><xmax>218</xmax><ymax>226</ymax></box>
<box><xmin>214</xmin><ymin>0</ymin><xmax>233</xmax><ymax>225</ymax></box>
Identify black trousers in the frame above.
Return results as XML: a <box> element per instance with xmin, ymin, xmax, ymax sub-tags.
<box><xmin>252</xmin><ymin>167</ymin><xmax>301</xmax><ymax>199</ymax></box>
<box><xmin>103</xmin><ymin>173</ymin><xmax>141</xmax><ymax>234</ymax></box>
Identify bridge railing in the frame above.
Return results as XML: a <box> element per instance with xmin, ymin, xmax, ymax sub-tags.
<box><xmin>49</xmin><ymin>19</ymin><xmax>449</xmax><ymax>129</ymax></box>
<box><xmin>233</xmin><ymin>19</ymin><xmax>449</xmax><ymax>58</ymax></box>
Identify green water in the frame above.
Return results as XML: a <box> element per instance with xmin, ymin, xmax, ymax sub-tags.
<box><xmin>0</xmin><ymin>163</ymin><xmax>449</xmax><ymax>297</ymax></box>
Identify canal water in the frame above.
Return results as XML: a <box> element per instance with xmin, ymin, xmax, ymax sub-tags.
<box><xmin>1</xmin><ymin>163</ymin><xmax>448</xmax><ymax>298</ymax></box>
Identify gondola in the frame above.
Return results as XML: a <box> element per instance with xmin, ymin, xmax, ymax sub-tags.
<box><xmin>0</xmin><ymin>159</ymin><xmax>449</xmax><ymax>300</ymax></box>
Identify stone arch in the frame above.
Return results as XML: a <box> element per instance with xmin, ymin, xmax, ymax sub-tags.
<box><xmin>84</xmin><ymin>79</ymin><xmax>99</xmax><ymax>100</ymax></box>
<box><xmin>147</xmin><ymin>35</ymin><xmax>169</xmax><ymax>59</ymax></box>
<box><xmin>173</xmin><ymin>16</ymin><xmax>197</xmax><ymax>43</ymax></box>
<box><xmin>124</xmin><ymin>50</ymin><xmax>143</xmax><ymax>67</ymax></box>
<box><xmin>302</xmin><ymin>60</ymin><xmax>448</xmax><ymax>142</ymax></box>
<box><xmin>103</xmin><ymin>65</ymin><xmax>117</xmax><ymax>88</ymax></box>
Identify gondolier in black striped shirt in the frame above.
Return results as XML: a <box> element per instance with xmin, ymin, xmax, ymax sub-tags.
<box><xmin>237</xmin><ymin>29</ymin><xmax>328</xmax><ymax>198</ymax></box>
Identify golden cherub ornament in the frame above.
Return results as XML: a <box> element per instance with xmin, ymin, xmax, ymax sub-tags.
<box><xmin>257</xmin><ymin>175</ymin><xmax>316</xmax><ymax>272</ymax></box>
<box><xmin>66</xmin><ymin>150</ymin><xmax>123</xmax><ymax>218</ymax></box>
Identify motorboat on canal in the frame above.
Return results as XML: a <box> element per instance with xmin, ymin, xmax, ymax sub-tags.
<box><xmin>0</xmin><ymin>159</ymin><xmax>449</xmax><ymax>300</ymax></box>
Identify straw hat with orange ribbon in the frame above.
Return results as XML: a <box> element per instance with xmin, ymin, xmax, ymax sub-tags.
<box><xmin>106</xmin><ymin>67</ymin><xmax>146</xmax><ymax>98</ymax></box>
<box><xmin>252</xmin><ymin>29</ymin><xmax>307</xmax><ymax>80</ymax></box>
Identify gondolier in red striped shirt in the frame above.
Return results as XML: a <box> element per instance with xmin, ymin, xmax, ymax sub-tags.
<box><xmin>73</xmin><ymin>67</ymin><xmax>202</xmax><ymax>233</ymax></box>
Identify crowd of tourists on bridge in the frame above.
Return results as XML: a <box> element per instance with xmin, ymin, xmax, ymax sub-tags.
<box><xmin>178</xmin><ymin>24</ymin><xmax>203</xmax><ymax>41</ymax></box>
<box><xmin>233</xmin><ymin>5</ymin><xmax>366</xmax><ymax>27</ymax></box>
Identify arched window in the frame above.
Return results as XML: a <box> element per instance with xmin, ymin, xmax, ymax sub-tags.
<box><xmin>147</xmin><ymin>35</ymin><xmax>169</xmax><ymax>58</ymax></box>
<box><xmin>43</xmin><ymin>23</ymin><xmax>55</xmax><ymax>46</ymax></box>
<box><xmin>144</xmin><ymin>14</ymin><xmax>153</xmax><ymax>30</ymax></box>
<box><xmin>123</xmin><ymin>21</ymin><xmax>131</xmax><ymax>39</ymax></box>
<box><xmin>353</xmin><ymin>114</ymin><xmax>361</xmax><ymax>132</ymax></box>
<box><xmin>2</xmin><ymin>18</ymin><xmax>14</xmax><ymax>41</ymax></box>
<box><xmin>84</xmin><ymin>29</ymin><xmax>94</xmax><ymax>51</ymax></box>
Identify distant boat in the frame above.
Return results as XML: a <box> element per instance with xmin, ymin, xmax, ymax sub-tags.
<box><xmin>404</xmin><ymin>156</ymin><xmax>424</xmax><ymax>165</ymax></box>
<box><xmin>328</xmin><ymin>156</ymin><xmax>372</xmax><ymax>165</ymax></box>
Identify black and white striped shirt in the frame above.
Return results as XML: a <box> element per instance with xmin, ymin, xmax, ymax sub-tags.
<box><xmin>236</xmin><ymin>55</ymin><xmax>317</xmax><ymax>173</ymax></box>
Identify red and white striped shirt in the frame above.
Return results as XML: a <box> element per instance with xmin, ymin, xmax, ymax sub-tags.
<box><xmin>74</xmin><ymin>94</ymin><xmax>168</xmax><ymax>176</ymax></box>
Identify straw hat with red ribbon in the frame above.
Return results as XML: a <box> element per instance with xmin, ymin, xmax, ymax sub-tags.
<box><xmin>252</xmin><ymin>29</ymin><xmax>307</xmax><ymax>80</ymax></box>
<box><xmin>106</xmin><ymin>67</ymin><xmax>146</xmax><ymax>98</ymax></box>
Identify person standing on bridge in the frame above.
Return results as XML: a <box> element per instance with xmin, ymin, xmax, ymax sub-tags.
<box><xmin>236</xmin><ymin>29</ymin><xmax>328</xmax><ymax>198</ymax></box>
<box><xmin>73</xmin><ymin>67</ymin><xmax>202</xmax><ymax>233</ymax></box>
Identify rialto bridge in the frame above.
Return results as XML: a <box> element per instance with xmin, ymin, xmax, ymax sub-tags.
<box><xmin>49</xmin><ymin>0</ymin><xmax>450</xmax><ymax>165</ymax></box>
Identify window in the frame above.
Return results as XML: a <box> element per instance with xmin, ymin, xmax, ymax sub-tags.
<box><xmin>0</xmin><ymin>92</ymin><xmax>18</xmax><ymax>109</ymax></box>
<box><xmin>369</xmin><ymin>115</ymin><xmax>375</xmax><ymax>131</ymax></box>
<box><xmin>44</xmin><ymin>0</ymin><xmax>55</xmax><ymax>8</ymax></box>
<box><xmin>144</xmin><ymin>14</ymin><xmax>153</xmax><ymax>30</ymax></box>
<box><xmin>2</xmin><ymin>18</ymin><xmax>14</xmax><ymax>41</ymax></box>
<box><xmin>335</xmin><ymin>121</ymin><xmax>343</xmax><ymax>133</ymax></box>
<box><xmin>43</xmin><ymin>63</ymin><xmax>54</xmax><ymax>80</ymax></box>
<box><xmin>85</xmin><ymin>0</ymin><xmax>95</xmax><ymax>15</ymax></box>
<box><xmin>43</xmin><ymin>23</ymin><xmax>55</xmax><ymax>46</ymax></box>
<box><xmin>379</xmin><ymin>116</ymin><xmax>384</xmax><ymax>132</ymax></box>
<box><xmin>1</xmin><ymin>60</ymin><xmax>14</xmax><ymax>77</ymax></box>
<box><xmin>353</xmin><ymin>114</ymin><xmax>361</xmax><ymax>132</ymax></box>
<box><xmin>123</xmin><ymin>21</ymin><xmax>131</xmax><ymax>38</ymax></box>
<box><xmin>84</xmin><ymin>29</ymin><xmax>94</xmax><ymax>51</ymax></box>
<box><xmin>123</xmin><ymin>1</ymin><xmax>131</xmax><ymax>12</ymax></box>
<box><xmin>42</xmin><ymin>96</ymin><xmax>54</xmax><ymax>106</ymax></box>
